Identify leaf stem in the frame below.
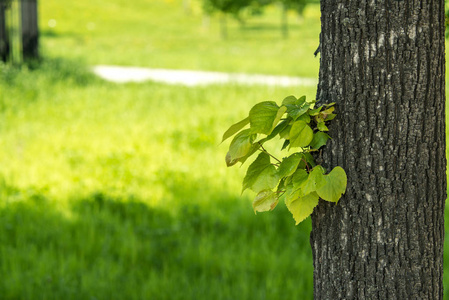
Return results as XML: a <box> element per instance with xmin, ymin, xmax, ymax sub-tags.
<box><xmin>301</xmin><ymin>158</ymin><xmax>310</xmax><ymax>172</ymax></box>
<box><xmin>258</xmin><ymin>142</ymin><xmax>282</xmax><ymax>164</ymax></box>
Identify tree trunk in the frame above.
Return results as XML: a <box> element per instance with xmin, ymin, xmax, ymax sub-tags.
<box><xmin>219</xmin><ymin>12</ymin><xmax>227</xmax><ymax>39</ymax></box>
<box><xmin>311</xmin><ymin>1</ymin><xmax>446</xmax><ymax>299</ymax></box>
<box><xmin>0</xmin><ymin>2</ymin><xmax>10</xmax><ymax>62</ymax></box>
<box><xmin>281</xmin><ymin>3</ymin><xmax>288</xmax><ymax>39</ymax></box>
<box><xmin>21</xmin><ymin>0</ymin><xmax>38</xmax><ymax>60</ymax></box>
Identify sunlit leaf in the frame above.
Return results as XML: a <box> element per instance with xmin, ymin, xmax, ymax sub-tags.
<box><xmin>296</xmin><ymin>113</ymin><xmax>311</xmax><ymax>123</ymax></box>
<box><xmin>284</xmin><ymin>96</ymin><xmax>309</xmax><ymax>121</ymax></box>
<box><xmin>286</xmin><ymin>192</ymin><xmax>319</xmax><ymax>225</ymax></box>
<box><xmin>316</xmin><ymin>166</ymin><xmax>347</xmax><ymax>203</ymax></box>
<box><xmin>291</xmin><ymin>168</ymin><xmax>308</xmax><ymax>187</ymax></box>
<box><xmin>278</xmin><ymin>153</ymin><xmax>302</xmax><ymax>178</ymax></box>
<box><xmin>308</xmin><ymin>107</ymin><xmax>322</xmax><ymax>116</ymax></box>
<box><xmin>227</xmin><ymin>129</ymin><xmax>256</xmax><ymax>165</ymax></box>
<box><xmin>281</xmin><ymin>95</ymin><xmax>297</xmax><ymax>106</ymax></box>
<box><xmin>249</xmin><ymin>101</ymin><xmax>283</xmax><ymax>135</ymax></box>
<box><xmin>242</xmin><ymin>152</ymin><xmax>278</xmax><ymax>193</ymax></box>
<box><xmin>252</xmin><ymin>189</ymin><xmax>278</xmax><ymax>213</ymax></box>
<box><xmin>302</xmin><ymin>166</ymin><xmax>325</xmax><ymax>195</ymax></box>
<box><xmin>317</xmin><ymin>122</ymin><xmax>328</xmax><ymax>132</ymax></box>
<box><xmin>222</xmin><ymin>117</ymin><xmax>249</xmax><ymax>143</ymax></box>
<box><xmin>236</xmin><ymin>143</ymin><xmax>259</xmax><ymax>165</ymax></box>
<box><xmin>289</xmin><ymin>120</ymin><xmax>313</xmax><ymax>148</ymax></box>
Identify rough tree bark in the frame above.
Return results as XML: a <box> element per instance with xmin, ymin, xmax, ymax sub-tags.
<box><xmin>311</xmin><ymin>0</ymin><xmax>446</xmax><ymax>299</ymax></box>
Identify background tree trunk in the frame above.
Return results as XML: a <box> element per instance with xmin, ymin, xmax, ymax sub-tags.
<box><xmin>281</xmin><ymin>2</ymin><xmax>288</xmax><ymax>39</ymax></box>
<box><xmin>311</xmin><ymin>1</ymin><xmax>446</xmax><ymax>299</ymax></box>
<box><xmin>219</xmin><ymin>12</ymin><xmax>227</xmax><ymax>39</ymax></box>
<box><xmin>21</xmin><ymin>0</ymin><xmax>39</xmax><ymax>60</ymax></box>
<box><xmin>0</xmin><ymin>2</ymin><xmax>9</xmax><ymax>62</ymax></box>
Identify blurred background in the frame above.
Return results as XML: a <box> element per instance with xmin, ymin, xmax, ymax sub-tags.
<box><xmin>0</xmin><ymin>0</ymin><xmax>447</xmax><ymax>299</ymax></box>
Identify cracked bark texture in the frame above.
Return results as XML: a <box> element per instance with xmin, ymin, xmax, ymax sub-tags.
<box><xmin>311</xmin><ymin>0</ymin><xmax>446</xmax><ymax>299</ymax></box>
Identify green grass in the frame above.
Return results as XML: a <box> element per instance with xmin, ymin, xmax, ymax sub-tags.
<box><xmin>0</xmin><ymin>59</ymin><xmax>317</xmax><ymax>299</ymax></box>
<box><xmin>39</xmin><ymin>0</ymin><xmax>321</xmax><ymax>77</ymax></box>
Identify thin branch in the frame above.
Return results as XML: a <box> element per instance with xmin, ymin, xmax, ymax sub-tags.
<box><xmin>258</xmin><ymin>142</ymin><xmax>282</xmax><ymax>163</ymax></box>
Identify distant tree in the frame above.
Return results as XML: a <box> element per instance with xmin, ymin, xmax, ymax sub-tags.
<box><xmin>279</xmin><ymin>0</ymin><xmax>307</xmax><ymax>38</ymax></box>
<box><xmin>21</xmin><ymin>0</ymin><xmax>39</xmax><ymax>60</ymax></box>
<box><xmin>0</xmin><ymin>0</ymin><xmax>12</xmax><ymax>62</ymax></box>
<box><xmin>202</xmin><ymin>0</ymin><xmax>252</xmax><ymax>38</ymax></box>
<box><xmin>250</xmin><ymin>0</ymin><xmax>309</xmax><ymax>38</ymax></box>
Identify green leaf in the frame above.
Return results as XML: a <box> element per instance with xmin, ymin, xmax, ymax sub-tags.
<box><xmin>281</xmin><ymin>95</ymin><xmax>297</xmax><ymax>106</ymax></box>
<box><xmin>302</xmin><ymin>166</ymin><xmax>325</xmax><ymax>195</ymax></box>
<box><xmin>317</xmin><ymin>122</ymin><xmax>328</xmax><ymax>132</ymax></box>
<box><xmin>278</xmin><ymin>153</ymin><xmax>302</xmax><ymax>178</ymax></box>
<box><xmin>303</xmin><ymin>152</ymin><xmax>316</xmax><ymax>167</ymax></box>
<box><xmin>281</xmin><ymin>140</ymin><xmax>290</xmax><ymax>150</ymax></box>
<box><xmin>225</xmin><ymin>152</ymin><xmax>239</xmax><ymax>167</ymax></box>
<box><xmin>316</xmin><ymin>166</ymin><xmax>347</xmax><ymax>203</ymax></box>
<box><xmin>321</xmin><ymin>107</ymin><xmax>335</xmax><ymax>115</ymax></box>
<box><xmin>232</xmin><ymin>143</ymin><xmax>260</xmax><ymax>166</ymax></box>
<box><xmin>279</xmin><ymin>123</ymin><xmax>292</xmax><ymax>139</ymax></box>
<box><xmin>265</xmin><ymin>118</ymin><xmax>289</xmax><ymax>142</ymax></box>
<box><xmin>286</xmin><ymin>192</ymin><xmax>319</xmax><ymax>225</ymax></box>
<box><xmin>222</xmin><ymin>117</ymin><xmax>249</xmax><ymax>143</ymax></box>
<box><xmin>252</xmin><ymin>190</ymin><xmax>279</xmax><ymax>213</ymax></box>
<box><xmin>291</xmin><ymin>168</ymin><xmax>308</xmax><ymax>187</ymax></box>
<box><xmin>297</xmin><ymin>96</ymin><xmax>306</xmax><ymax>103</ymax></box>
<box><xmin>249</xmin><ymin>101</ymin><xmax>284</xmax><ymax>135</ymax></box>
<box><xmin>282</xmin><ymin>95</ymin><xmax>309</xmax><ymax>120</ymax></box>
<box><xmin>284</xmin><ymin>169</ymin><xmax>308</xmax><ymax>202</ymax></box>
<box><xmin>227</xmin><ymin>129</ymin><xmax>256</xmax><ymax>165</ymax></box>
<box><xmin>296</xmin><ymin>113</ymin><xmax>311</xmax><ymax>123</ymax></box>
<box><xmin>242</xmin><ymin>152</ymin><xmax>278</xmax><ymax>193</ymax></box>
<box><xmin>308</xmin><ymin>107</ymin><xmax>322</xmax><ymax>116</ymax></box>
<box><xmin>284</xmin><ymin>97</ymin><xmax>310</xmax><ymax>121</ymax></box>
<box><xmin>310</xmin><ymin>132</ymin><xmax>330</xmax><ymax>150</ymax></box>
<box><xmin>325</xmin><ymin>114</ymin><xmax>337</xmax><ymax>121</ymax></box>
<box><xmin>289</xmin><ymin>120</ymin><xmax>313</xmax><ymax>148</ymax></box>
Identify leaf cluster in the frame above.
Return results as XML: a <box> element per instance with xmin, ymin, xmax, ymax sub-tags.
<box><xmin>223</xmin><ymin>95</ymin><xmax>347</xmax><ymax>225</ymax></box>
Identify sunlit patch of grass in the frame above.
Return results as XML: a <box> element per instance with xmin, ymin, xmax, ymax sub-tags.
<box><xmin>0</xmin><ymin>60</ymin><xmax>317</xmax><ymax>298</ymax></box>
<box><xmin>0</xmin><ymin>59</ymin><xmax>317</xmax><ymax>204</ymax></box>
<box><xmin>39</xmin><ymin>0</ymin><xmax>321</xmax><ymax>77</ymax></box>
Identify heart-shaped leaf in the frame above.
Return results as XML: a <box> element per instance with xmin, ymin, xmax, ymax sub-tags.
<box><xmin>316</xmin><ymin>166</ymin><xmax>347</xmax><ymax>203</ymax></box>
<box><xmin>286</xmin><ymin>192</ymin><xmax>319</xmax><ymax>225</ymax></box>
<box><xmin>289</xmin><ymin>120</ymin><xmax>313</xmax><ymax>148</ymax></box>
<box><xmin>249</xmin><ymin>101</ymin><xmax>286</xmax><ymax>135</ymax></box>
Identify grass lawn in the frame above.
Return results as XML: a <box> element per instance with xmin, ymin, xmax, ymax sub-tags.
<box><xmin>0</xmin><ymin>59</ymin><xmax>317</xmax><ymax>299</ymax></box>
<box><xmin>0</xmin><ymin>0</ymin><xmax>448</xmax><ymax>299</ymax></box>
<box><xmin>39</xmin><ymin>0</ymin><xmax>321</xmax><ymax>77</ymax></box>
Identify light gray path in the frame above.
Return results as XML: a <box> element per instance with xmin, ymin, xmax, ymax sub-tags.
<box><xmin>93</xmin><ymin>65</ymin><xmax>318</xmax><ymax>87</ymax></box>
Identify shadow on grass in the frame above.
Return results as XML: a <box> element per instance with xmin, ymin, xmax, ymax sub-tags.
<box><xmin>239</xmin><ymin>23</ymin><xmax>303</xmax><ymax>32</ymax></box>
<box><xmin>0</xmin><ymin>56</ymin><xmax>105</xmax><ymax>87</ymax></box>
<box><xmin>0</xmin><ymin>180</ymin><xmax>314</xmax><ymax>300</ymax></box>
